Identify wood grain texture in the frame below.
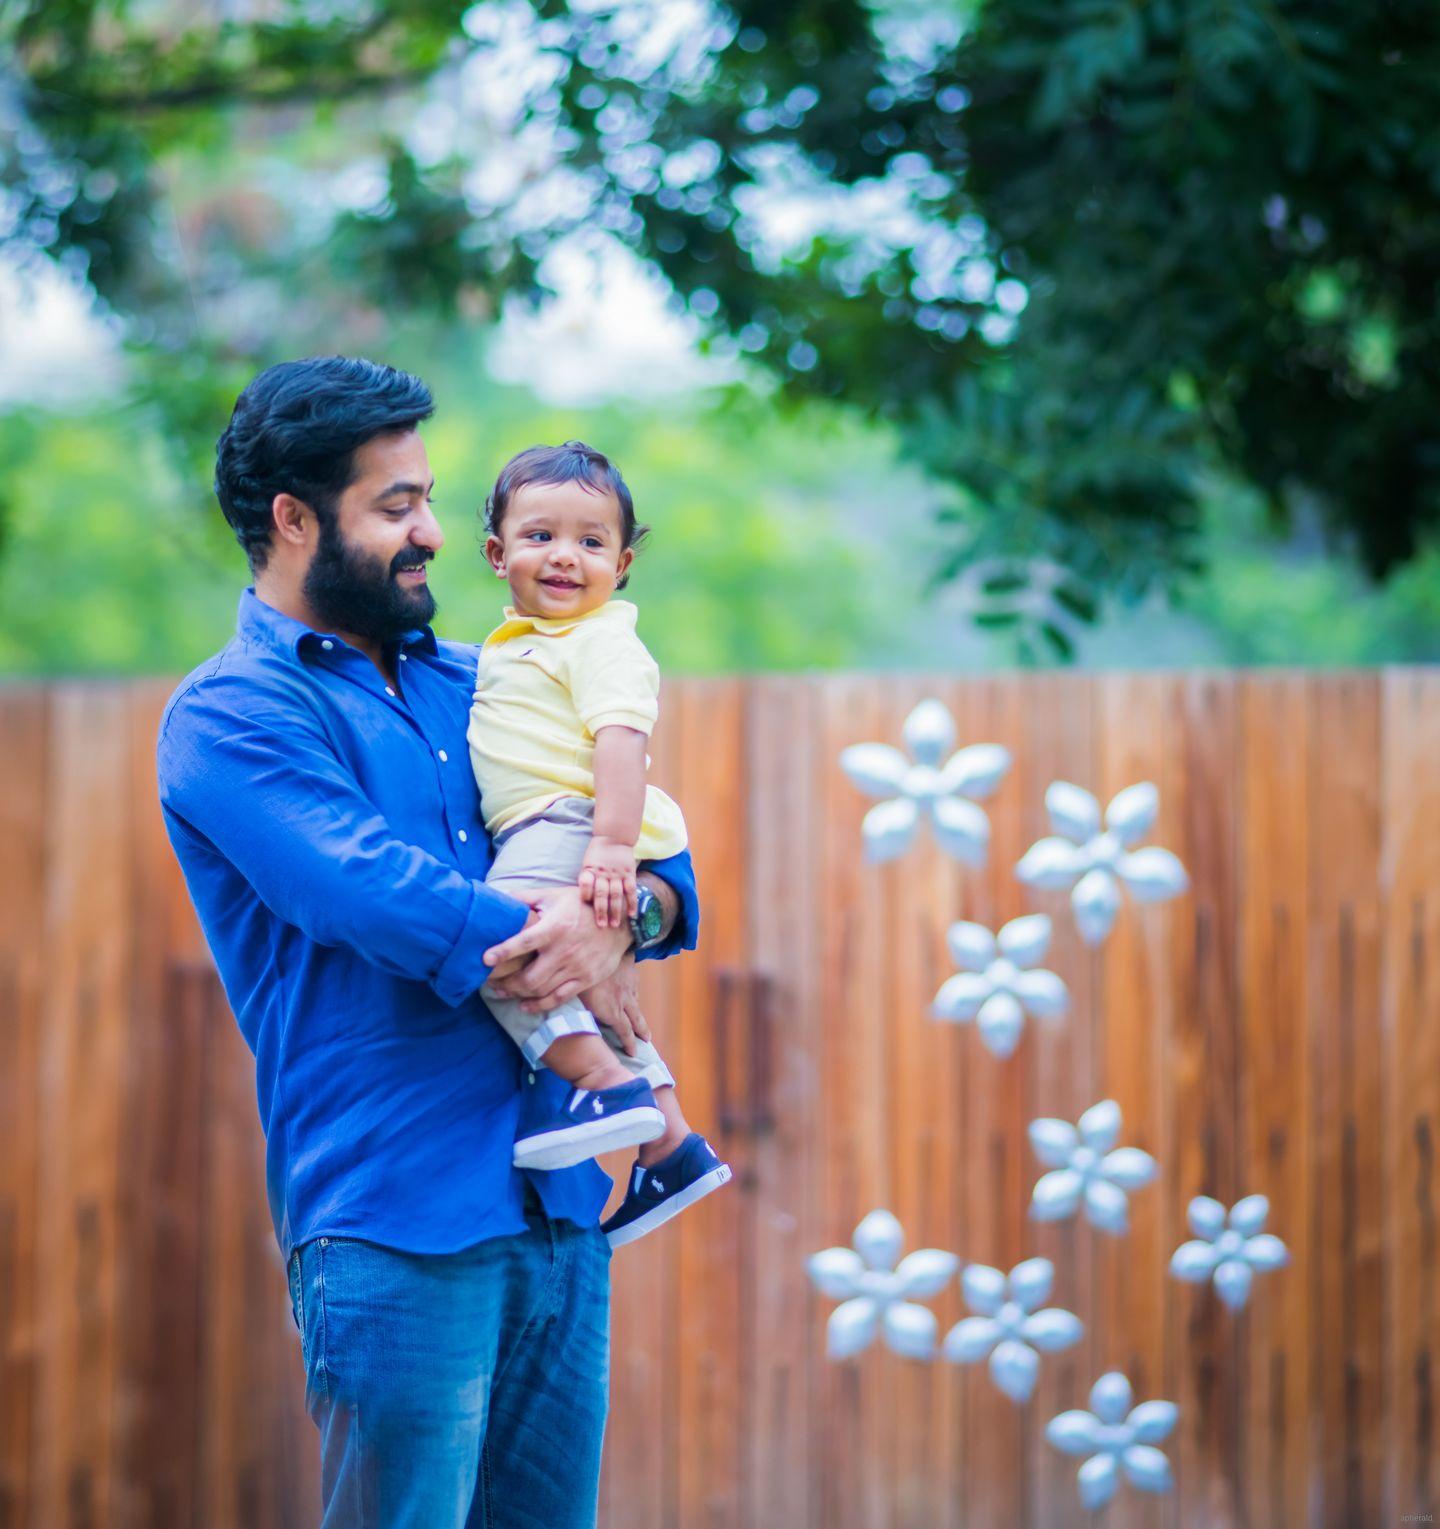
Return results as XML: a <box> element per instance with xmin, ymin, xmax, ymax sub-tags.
<box><xmin>0</xmin><ymin>672</ymin><xmax>1434</xmax><ymax>1529</ymax></box>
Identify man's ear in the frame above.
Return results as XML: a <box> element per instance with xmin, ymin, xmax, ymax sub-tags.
<box><xmin>272</xmin><ymin>492</ymin><xmax>315</xmax><ymax>549</ymax></box>
<box><xmin>484</xmin><ymin>533</ymin><xmax>507</xmax><ymax>577</ymax></box>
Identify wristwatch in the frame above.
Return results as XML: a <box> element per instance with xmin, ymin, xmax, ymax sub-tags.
<box><xmin>629</xmin><ymin>884</ymin><xmax>665</xmax><ymax>950</ymax></box>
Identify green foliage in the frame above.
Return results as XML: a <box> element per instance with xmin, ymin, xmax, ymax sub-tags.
<box><xmin>4</xmin><ymin>0</ymin><xmax>1440</xmax><ymax>649</ymax></box>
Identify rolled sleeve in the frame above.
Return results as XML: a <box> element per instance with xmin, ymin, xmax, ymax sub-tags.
<box><xmin>635</xmin><ymin>844</ymin><xmax>700</xmax><ymax>961</ymax></box>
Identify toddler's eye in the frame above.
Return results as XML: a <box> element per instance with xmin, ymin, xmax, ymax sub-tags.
<box><xmin>582</xmin><ymin>537</ymin><xmax>603</xmax><ymax>549</ymax></box>
<box><xmin>526</xmin><ymin>530</ymin><xmax>551</xmax><ymax>541</ymax></box>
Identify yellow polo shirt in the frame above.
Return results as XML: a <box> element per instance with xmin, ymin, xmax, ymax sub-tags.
<box><xmin>467</xmin><ymin>599</ymin><xmax>688</xmax><ymax>858</ymax></box>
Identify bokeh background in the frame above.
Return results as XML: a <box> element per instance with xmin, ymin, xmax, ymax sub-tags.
<box><xmin>4</xmin><ymin>0</ymin><xmax>1439</xmax><ymax>674</ymax></box>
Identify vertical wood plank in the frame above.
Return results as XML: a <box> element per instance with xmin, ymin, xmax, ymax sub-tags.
<box><xmin>1237</xmin><ymin>674</ymin><xmax>1314</xmax><ymax>1527</ymax></box>
<box><xmin>1309</xmin><ymin>674</ymin><xmax>1386</xmax><ymax>1526</ymax></box>
<box><xmin>0</xmin><ymin>691</ymin><xmax>48</xmax><ymax>1529</ymax></box>
<box><xmin>33</xmin><ymin>686</ymin><xmax>131</xmax><ymax>1529</ymax></box>
<box><xmin>1382</xmin><ymin>669</ymin><xmax>1440</xmax><ymax>1522</ymax></box>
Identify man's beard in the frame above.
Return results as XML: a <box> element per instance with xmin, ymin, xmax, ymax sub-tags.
<box><xmin>303</xmin><ymin>513</ymin><xmax>437</xmax><ymax>642</ymax></box>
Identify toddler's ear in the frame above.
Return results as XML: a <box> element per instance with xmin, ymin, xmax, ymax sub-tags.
<box><xmin>484</xmin><ymin>533</ymin><xmax>507</xmax><ymax>576</ymax></box>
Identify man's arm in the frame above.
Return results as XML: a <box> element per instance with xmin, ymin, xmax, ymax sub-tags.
<box><xmin>158</xmin><ymin>675</ymin><xmax>530</xmax><ymax>1007</ymax></box>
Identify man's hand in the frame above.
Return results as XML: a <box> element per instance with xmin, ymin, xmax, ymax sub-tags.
<box><xmin>580</xmin><ymin>951</ymin><xmax>651</xmax><ymax>1056</ymax></box>
<box><xmin>483</xmin><ymin>885</ymin><xmax>629</xmax><ymax>1013</ymax></box>
<box><xmin>579</xmin><ymin>835</ymin><xmax>639</xmax><ymax>930</ymax></box>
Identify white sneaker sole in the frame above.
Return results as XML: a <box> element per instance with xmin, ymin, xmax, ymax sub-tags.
<box><xmin>513</xmin><ymin>1106</ymin><xmax>665</xmax><ymax>1172</ymax></box>
<box><xmin>605</xmin><ymin>1163</ymin><xmax>733</xmax><ymax>1248</ymax></box>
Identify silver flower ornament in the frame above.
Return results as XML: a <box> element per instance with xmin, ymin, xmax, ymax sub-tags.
<box><xmin>932</xmin><ymin>915</ymin><xmax>1069</xmax><ymax>1059</ymax></box>
<box><xmin>1170</xmin><ymin>1194</ymin><xmax>1290</xmax><ymax>1309</ymax></box>
<box><xmin>840</xmin><ymin>699</ymin><xmax>1010</xmax><ymax>865</ymax></box>
<box><xmin>1016</xmin><ymin>781</ymin><xmax>1189</xmax><ymax>945</ymax></box>
<box><xmin>1028</xmin><ymin>1100</ymin><xmax>1158</xmax><ymax>1235</ymax></box>
<box><xmin>807</xmin><ymin>1209</ymin><xmax>960</xmax><ymax>1360</ymax></box>
<box><xmin>1047</xmin><ymin>1371</ymin><xmax>1178</xmax><ymax>1510</ymax></box>
<box><xmin>941</xmin><ymin>1257</ymin><xmax>1083</xmax><ymax>1402</ymax></box>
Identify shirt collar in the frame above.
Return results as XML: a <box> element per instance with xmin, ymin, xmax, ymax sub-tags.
<box><xmin>490</xmin><ymin>599</ymin><xmax>638</xmax><ymax>643</ymax></box>
<box><xmin>237</xmin><ymin>587</ymin><xmax>439</xmax><ymax>660</ymax></box>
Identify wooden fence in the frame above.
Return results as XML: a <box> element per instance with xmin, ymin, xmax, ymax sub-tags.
<box><xmin>0</xmin><ymin>671</ymin><xmax>1437</xmax><ymax>1528</ymax></box>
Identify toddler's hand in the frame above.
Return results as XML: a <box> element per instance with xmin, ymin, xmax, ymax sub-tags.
<box><xmin>579</xmin><ymin>836</ymin><xmax>638</xmax><ymax>930</ymax></box>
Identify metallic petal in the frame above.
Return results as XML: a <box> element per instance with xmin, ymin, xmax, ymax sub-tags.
<box><xmin>1117</xmin><ymin>846</ymin><xmax>1190</xmax><ymax>902</ymax></box>
<box><xmin>1078</xmin><ymin>1099</ymin><xmax>1123</xmax><ymax>1153</ymax></box>
<box><xmin>932</xmin><ymin>794</ymin><xmax>991</xmax><ymax>866</ymax></box>
<box><xmin>902</xmin><ymin>699</ymin><xmax>955</xmax><ymax>767</ymax></box>
<box><xmin>1045</xmin><ymin>1406</ymin><xmax>1106</xmax><ymax>1455</ymax></box>
<box><xmin>997</xmin><ymin>913</ymin><xmax>1051</xmax><ymax>968</ymax></box>
<box><xmin>853</xmin><ymin>1209</ymin><xmax>905</xmax><ymax>1271</ymax></box>
<box><xmin>1214</xmin><ymin>1259</ymin><xmax>1254</xmax><ymax>1310</ymax></box>
<box><xmin>991</xmin><ymin>1339</ymin><xmax>1040</xmax><ymax>1403</ymax></box>
<box><xmin>961</xmin><ymin>1263</ymin><xmax>1007</xmax><ymax>1316</ymax></box>
<box><xmin>1045</xmin><ymin>780</ymin><xmax>1102</xmax><ymax>842</ymax></box>
<box><xmin>1127</xmin><ymin>1400</ymin><xmax>1179</xmax><ymax>1445</ymax></box>
<box><xmin>838</xmin><ymin>742</ymin><xmax>910</xmax><ymax>797</ymax></box>
<box><xmin>945</xmin><ymin>920</ymin><xmax>998</xmax><ymax>972</ymax></box>
<box><xmin>1170</xmin><ymin>1239</ymin><xmax>1221</xmax><ymax>1281</ymax></box>
<box><xmin>1122</xmin><ymin>1444</ymin><xmax>1174</xmax><ymax>1495</ymax></box>
<box><xmin>826</xmin><ymin>1297</ymin><xmax>879</xmax><ymax>1359</ymax></box>
<box><xmin>1007</xmin><ymin>1257</ymin><xmax>1054</xmax><ymax>1311</ymax></box>
<box><xmin>1073</xmin><ymin>867</ymin><xmax>1121</xmax><ymax>945</ymax></box>
<box><xmin>1101</xmin><ymin>1147</ymin><xmax>1158</xmax><ymax>1191</ymax></box>
<box><xmin>1084</xmin><ymin>1176</ymin><xmax>1131</xmax><ymax>1235</ymax></box>
<box><xmin>1244</xmin><ymin>1233</ymin><xmax>1290</xmax><ymax>1272</ymax></box>
<box><xmin>1016</xmin><ymin>836</ymin><xmax>1084</xmax><ymax>890</ymax></box>
<box><xmin>1030</xmin><ymin>1168</ymin><xmax>1083</xmax><ymax>1221</ymax></box>
<box><xmin>1187</xmin><ymin>1195</ymin><xmax>1227</xmax><ymax>1239</ymax></box>
<box><xmin>940</xmin><ymin>742</ymin><xmax>1011</xmax><ymax>801</ymax></box>
<box><xmin>882</xmin><ymin>1301</ymin><xmax>938</xmax><ymax>1359</ymax></box>
<box><xmin>1028</xmin><ymin>1118</ymin><xmax>1080</xmax><ymax>1169</ymax></box>
<box><xmin>1022</xmin><ymin>1308</ymin><xmax>1084</xmax><ymax>1354</ymax></box>
<box><xmin>977</xmin><ymin>991</ymin><xmax>1025</xmax><ymax>1058</ymax></box>
<box><xmin>932</xmin><ymin>971</ymin><xmax>989</xmax><ymax>1022</ymax></box>
<box><xmin>1228</xmin><ymin>1194</ymin><xmax>1270</xmax><ymax>1237</ymax></box>
<box><xmin>1077</xmin><ymin>1453</ymin><xmax>1119</xmax><ymax>1511</ymax></box>
<box><xmin>1105</xmin><ymin>781</ymin><xmax>1159</xmax><ymax>845</ymax></box>
<box><xmin>807</xmin><ymin>1246</ymin><xmax>864</xmax><ymax>1298</ymax></box>
<box><xmin>1046</xmin><ymin>1409</ymin><xmax>1103</xmax><ymax>1457</ymax></box>
<box><xmin>942</xmin><ymin>1316</ymin><xmax>1001</xmax><ymax>1364</ymax></box>
<box><xmin>861</xmin><ymin>797</ymin><xmax>919</xmax><ymax>862</ymax></box>
<box><xmin>1090</xmin><ymin>1371</ymin><xmax>1134</xmax><ymax>1425</ymax></box>
<box><xmin>1013</xmin><ymin>968</ymin><xmax>1069</xmax><ymax>1019</ymax></box>
<box><xmin>894</xmin><ymin>1248</ymin><xmax>961</xmax><ymax>1298</ymax></box>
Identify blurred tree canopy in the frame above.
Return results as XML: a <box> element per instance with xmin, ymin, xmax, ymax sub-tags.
<box><xmin>5</xmin><ymin>0</ymin><xmax>1439</xmax><ymax>654</ymax></box>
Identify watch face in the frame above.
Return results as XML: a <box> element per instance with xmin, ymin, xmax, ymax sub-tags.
<box><xmin>637</xmin><ymin>888</ymin><xmax>664</xmax><ymax>943</ymax></box>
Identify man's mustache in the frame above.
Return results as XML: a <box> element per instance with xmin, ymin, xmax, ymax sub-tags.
<box><xmin>390</xmin><ymin>548</ymin><xmax>435</xmax><ymax>575</ymax></box>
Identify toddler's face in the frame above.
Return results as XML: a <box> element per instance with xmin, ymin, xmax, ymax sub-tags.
<box><xmin>485</xmin><ymin>479</ymin><xmax>633</xmax><ymax>620</ymax></box>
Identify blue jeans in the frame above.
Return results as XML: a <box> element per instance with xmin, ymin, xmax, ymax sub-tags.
<box><xmin>287</xmin><ymin>1195</ymin><xmax>612</xmax><ymax>1528</ymax></box>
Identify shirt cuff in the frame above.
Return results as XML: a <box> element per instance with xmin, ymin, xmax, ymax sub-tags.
<box><xmin>431</xmin><ymin>882</ymin><xmax>531</xmax><ymax>1007</ymax></box>
<box><xmin>585</xmin><ymin>708</ymin><xmax>656</xmax><ymax>735</ymax></box>
<box><xmin>634</xmin><ymin>849</ymin><xmax>700</xmax><ymax>964</ymax></box>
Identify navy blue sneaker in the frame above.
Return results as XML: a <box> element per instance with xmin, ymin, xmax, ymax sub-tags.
<box><xmin>600</xmin><ymin>1133</ymin><xmax>732</xmax><ymax>1247</ymax></box>
<box><xmin>512</xmin><ymin>1078</ymin><xmax>665</xmax><ymax>1171</ymax></box>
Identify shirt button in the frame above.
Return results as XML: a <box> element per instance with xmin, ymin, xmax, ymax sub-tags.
<box><xmin>399</xmin><ymin>653</ymin><xmax>408</xmax><ymax>662</ymax></box>
<box><xmin>458</xmin><ymin>829</ymin><xmax>468</xmax><ymax>843</ymax></box>
<box><xmin>385</xmin><ymin>685</ymin><xmax>396</xmax><ymax>697</ymax></box>
<box><xmin>438</xmin><ymin>749</ymin><xmax>449</xmax><ymax>763</ymax></box>
<box><xmin>321</xmin><ymin>639</ymin><xmax>334</xmax><ymax>651</ymax></box>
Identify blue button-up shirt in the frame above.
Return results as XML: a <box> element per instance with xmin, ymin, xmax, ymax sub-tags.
<box><xmin>157</xmin><ymin>589</ymin><xmax>699</xmax><ymax>1259</ymax></box>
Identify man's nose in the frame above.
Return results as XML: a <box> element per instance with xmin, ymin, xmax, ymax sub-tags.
<box><xmin>411</xmin><ymin>504</ymin><xmax>444</xmax><ymax>553</ymax></box>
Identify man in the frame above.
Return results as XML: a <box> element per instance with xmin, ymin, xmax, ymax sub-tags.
<box><xmin>156</xmin><ymin>356</ymin><xmax>698</xmax><ymax>1527</ymax></box>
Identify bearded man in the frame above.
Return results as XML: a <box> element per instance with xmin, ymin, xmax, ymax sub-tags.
<box><xmin>156</xmin><ymin>356</ymin><xmax>698</xmax><ymax>1527</ymax></box>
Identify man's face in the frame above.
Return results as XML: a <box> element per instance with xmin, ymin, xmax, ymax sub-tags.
<box><xmin>303</xmin><ymin>429</ymin><xmax>443</xmax><ymax>641</ymax></box>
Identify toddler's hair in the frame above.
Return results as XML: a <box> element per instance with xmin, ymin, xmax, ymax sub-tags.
<box><xmin>484</xmin><ymin>441</ymin><xmax>649</xmax><ymax>590</ymax></box>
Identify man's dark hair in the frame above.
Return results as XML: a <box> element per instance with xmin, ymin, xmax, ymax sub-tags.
<box><xmin>215</xmin><ymin>356</ymin><xmax>434</xmax><ymax>569</ymax></box>
<box><xmin>484</xmin><ymin>441</ymin><xmax>649</xmax><ymax>590</ymax></box>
